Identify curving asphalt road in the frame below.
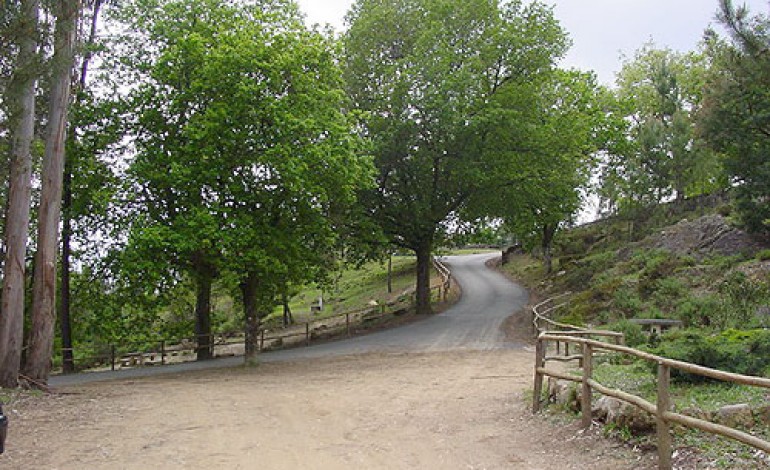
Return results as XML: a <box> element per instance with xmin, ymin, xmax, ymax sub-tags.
<box><xmin>49</xmin><ymin>252</ymin><xmax>528</xmax><ymax>387</ymax></box>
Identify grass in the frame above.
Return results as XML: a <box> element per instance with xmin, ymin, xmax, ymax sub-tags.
<box><xmin>589</xmin><ymin>359</ymin><xmax>770</xmax><ymax>466</ymax></box>
<box><xmin>269</xmin><ymin>256</ymin><xmax>419</xmax><ymax>324</ymax></box>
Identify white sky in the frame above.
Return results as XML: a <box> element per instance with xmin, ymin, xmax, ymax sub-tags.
<box><xmin>296</xmin><ymin>0</ymin><xmax>770</xmax><ymax>86</ymax></box>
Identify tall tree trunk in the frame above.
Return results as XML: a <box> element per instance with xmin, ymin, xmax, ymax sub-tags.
<box><xmin>414</xmin><ymin>241</ymin><xmax>432</xmax><ymax>315</ymax></box>
<box><xmin>0</xmin><ymin>0</ymin><xmax>39</xmax><ymax>389</ymax></box>
<box><xmin>59</xmin><ymin>164</ymin><xmax>74</xmax><ymax>373</ymax></box>
<box><xmin>25</xmin><ymin>0</ymin><xmax>80</xmax><ymax>384</ymax></box>
<box><xmin>59</xmin><ymin>0</ymin><xmax>103</xmax><ymax>375</ymax></box>
<box><xmin>194</xmin><ymin>270</ymin><xmax>214</xmax><ymax>361</ymax></box>
<box><xmin>542</xmin><ymin>223</ymin><xmax>556</xmax><ymax>275</ymax></box>
<box><xmin>241</xmin><ymin>272</ymin><xmax>259</xmax><ymax>362</ymax></box>
<box><xmin>387</xmin><ymin>253</ymin><xmax>393</xmax><ymax>294</ymax></box>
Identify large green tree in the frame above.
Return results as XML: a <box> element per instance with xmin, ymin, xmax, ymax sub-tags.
<box><xmin>700</xmin><ymin>0</ymin><xmax>770</xmax><ymax>237</ymax></box>
<box><xmin>111</xmin><ymin>0</ymin><xmax>372</xmax><ymax>360</ymax></box>
<box><xmin>344</xmin><ymin>0</ymin><xmax>568</xmax><ymax>314</ymax></box>
<box><xmin>493</xmin><ymin>70</ymin><xmax>607</xmax><ymax>273</ymax></box>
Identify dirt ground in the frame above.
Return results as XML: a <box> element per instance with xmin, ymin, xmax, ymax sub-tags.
<box><xmin>3</xmin><ymin>349</ymin><xmax>655</xmax><ymax>470</ymax></box>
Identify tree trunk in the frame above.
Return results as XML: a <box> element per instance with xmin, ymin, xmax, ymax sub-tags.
<box><xmin>0</xmin><ymin>0</ymin><xmax>39</xmax><ymax>389</ymax></box>
<box><xmin>387</xmin><ymin>253</ymin><xmax>393</xmax><ymax>294</ymax></box>
<box><xmin>414</xmin><ymin>242</ymin><xmax>432</xmax><ymax>315</ymax></box>
<box><xmin>59</xmin><ymin>0</ymin><xmax>103</xmax><ymax>375</ymax></box>
<box><xmin>194</xmin><ymin>271</ymin><xmax>214</xmax><ymax>361</ymax></box>
<box><xmin>241</xmin><ymin>273</ymin><xmax>260</xmax><ymax>361</ymax></box>
<box><xmin>542</xmin><ymin>223</ymin><xmax>556</xmax><ymax>275</ymax></box>
<box><xmin>60</xmin><ymin>166</ymin><xmax>74</xmax><ymax>373</ymax></box>
<box><xmin>282</xmin><ymin>293</ymin><xmax>293</xmax><ymax>327</ymax></box>
<box><xmin>24</xmin><ymin>0</ymin><xmax>80</xmax><ymax>385</ymax></box>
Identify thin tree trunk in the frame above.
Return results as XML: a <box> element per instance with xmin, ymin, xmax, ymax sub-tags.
<box><xmin>241</xmin><ymin>273</ymin><xmax>259</xmax><ymax>362</ymax></box>
<box><xmin>414</xmin><ymin>241</ymin><xmax>432</xmax><ymax>315</ymax></box>
<box><xmin>59</xmin><ymin>0</ymin><xmax>103</xmax><ymax>375</ymax></box>
<box><xmin>387</xmin><ymin>252</ymin><xmax>393</xmax><ymax>294</ymax></box>
<box><xmin>194</xmin><ymin>271</ymin><xmax>214</xmax><ymax>361</ymax></box>
<box><xmin>25</xmin><ymin>0</ymin><xmax>80</xmax><ymax>384</ymax></box>
<box><xmin>0</xmin><ymin>0</ymin><xmax>39</xmax><ymax>389</ymax></box>
<box><xmin>542</xmin><ymin>223</ymin><xmax>556</xmax><ymax>275</ymax></box>
<box><xmin>282</xmin><ymin>292</ymin><xmax>292</xmax><ymax>326</ymax></box>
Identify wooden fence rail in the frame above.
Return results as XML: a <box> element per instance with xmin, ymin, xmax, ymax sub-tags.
<box><xmin>533</xmin><ymin>332</ymin><xmax>770</xmax><ymax>469</ymax></box>
<box><xmin>57</xmin><ymin>262</ymin><xmax>452</xmax><ymax>374</ymax></box>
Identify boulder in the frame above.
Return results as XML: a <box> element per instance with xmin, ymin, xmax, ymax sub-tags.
<box><xmin>715</xmin><ymin>404</ymin><xmax>754</xmax><ymax>429</ymax></box>
<box><xmin>547</xmin><ymin>378</ymin><xmax>579</xmax><ymax>411</ymax></box>
<box><xmin>592</xmin><ymin>396</ymin><xmax>655</xmax><ymax>433</ymax></box>
<box><xmin>753</xmin><ymin>404</ymin><xmax>770</xmax><ymax>426</ymax></box>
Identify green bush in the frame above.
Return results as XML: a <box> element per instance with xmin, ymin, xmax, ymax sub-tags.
<box><xmin>756</xmin><ymin>249</ymin><xmax>770</xmax><ymax>262</ymax></box>
<box><xmin>607</xmin><ymin>319</ymin><xmax>646</xmax><ymax>347</ymax></box>
<box><xmin>649</xmin><ymin>329</ymin><xmax>770</xmax><ymax>383</ymax></box>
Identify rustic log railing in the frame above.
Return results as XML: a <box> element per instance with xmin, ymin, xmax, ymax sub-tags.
<box><xmin>58</xmin><ymin>267</ymin><xmax>452</xmax><ymax>374</ymax></box>
<box><xmin>432</xmin><ymin>256</ymin><xmax>452</xmax><ymax>301</ymax></box>
<box><xmin>533</xmin><ymin>332</ymin><xmax>770</xmax><ymax>470</ymax></box>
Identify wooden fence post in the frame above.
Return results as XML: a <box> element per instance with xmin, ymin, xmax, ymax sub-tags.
<box><xmin>110</xmin><ymin>344</ymin><xmax>116</xmax><ymax>371</ymax></box>
<box><xmin>533</xmin><ymin>338</ymin><xmax>545</xmax><ymax>413</ymax></box>
<box><xmin>581</xmin><ymin>343</ymin><xmax>593</xmax><ymax>428</ymax></box>
<box><xmin>346</xmin><ymin>313</ymin><xmax>351</xmax><ymax>337</ymax></box>
<box><xmin>259</xmin><ymin>329</ymin><xmax>265</xmax><ymax>351</ymax></box>
<box><xmin>160</xmin><ymin>340</ymin><xmax>166</xmax><ymax>365</ymax></box>
<box><xmin>657</xmin><ymin>363</ymin><xmax>672</xmax><ymax>470</ymax></box>
<box><xmin>305</xmin><ymin>323</ymin><xmax>310</xmax><ymax>347</ymax></box>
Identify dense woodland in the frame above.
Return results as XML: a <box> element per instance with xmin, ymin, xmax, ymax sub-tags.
<box><xmin>0</xmin><ymin>0</ymin><xmax>768</xmax><ymax>388</ymax></box>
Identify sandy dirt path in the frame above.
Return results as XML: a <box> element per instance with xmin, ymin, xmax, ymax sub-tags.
<box><xmin>4</xmin><ymin>349</ymin><xmax>652</xmax><ymax>469</ymax></box>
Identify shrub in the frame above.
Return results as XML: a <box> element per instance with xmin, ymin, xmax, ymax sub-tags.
<box><xmin>649</xmin><ymin>329</ymin><xmax>770</xmax><ymax>383</ymax></box>
<box><xmin>756</xmin><ymin>249</ymin><xmax>770</xmax><ymax>262</ymax></box>
<box><xmin>607</xmin><ymin>319</ymin><xmax>646</xmax><ymax>348</ymax></box>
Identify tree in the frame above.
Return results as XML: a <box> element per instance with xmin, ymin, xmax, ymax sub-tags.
<box><xmin>700</xmin><ymin>0</ymin><xmax>770</xmax><ymax>236</ymax></box>
<box><xmin>344</xmin><ymin>0</ymin><xmax>568</xmax><ymax>314</ymax></box>
<box><xmin>600</xmin><ymin>44</ymin><xmax>723</xmax><ymax>216</ymax></box>
<box><xmin>0</xmin><ymin>0</ymin><xmax>38</xmax><ymax>388</ymax></box>
<box><xmin>111</xmin><ymin>0</ymin><xmax>373</xmax><ymax>361</ymax></box>
<box><xmin>24</xmin><ymin>0</ymin><xmax>81</xmax><ymax>384</ymax></box>
<box><xmin>495</xmin><ymin>70</ymin><xmax>606</xmax><ymax>273</ymax></box>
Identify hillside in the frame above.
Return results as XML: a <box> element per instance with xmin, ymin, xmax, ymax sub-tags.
<box><xmin>502</xmin><ymin>202</ymin><xmax>770</xmax><ymax>335</ymax></box>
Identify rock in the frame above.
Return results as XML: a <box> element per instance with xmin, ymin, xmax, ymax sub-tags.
<box><xmin>548</xmin><ymin>378</ymin><xmax>579</xmax><ymax>411</ymax></box>
<box><xmin>593</xmin><ymin>396</ymin><xmax>623</xmax><ymax>422</ymax></box>
<box><xmin>753</xmin><ymin>404</ymin><xmax>770</xmax><ymax>426</ymax></box>
<box><xmin>680</xmin><ymin>406</ymin><xmax>711</xmax><ymax>422</ymax></box>
<box><xmin>715</xmin><ymin>404</ymin><xmax>754</xmax><ymax>429</ymax></box>
<box><xmin>592</xmin><ymin>396</ymin><xmax>654</xmax><ymax>433</ymax></box>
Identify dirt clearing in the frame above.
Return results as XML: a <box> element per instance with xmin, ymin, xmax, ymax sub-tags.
<box><xmin>4</xmin><ymin>349</ymin><xmax>651</xmax><ymax>469</ymax></box>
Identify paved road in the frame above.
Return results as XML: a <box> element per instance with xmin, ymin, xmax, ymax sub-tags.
<box><xmin>49</xmin><ymin>252</ymin><xmax>528</xmax><ymax>387</ymax></box>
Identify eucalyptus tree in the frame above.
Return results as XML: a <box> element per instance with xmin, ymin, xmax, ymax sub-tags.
<box><xmin>344</xmin><ymin>0</ymin><xmax>568</xmax><ymax>314</ymax></box>
<box><xmin>0</xmin><ymin>0</ymin><xmax>39</xmax><ymax>388</ymax></box>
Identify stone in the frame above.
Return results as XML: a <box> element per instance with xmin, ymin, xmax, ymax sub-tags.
<box><xmin>592</xmin><ymin>396</ymin><xmax>654</xmax><ymax>433</ymax></box>
<box><xmin>753</xmin><ymin>404</ymin><xmax>770</xmax><ymax>426</ymax></box>
<box><xmin>715</xmin><ymin>404</ymin><xmax>754</xmax><ymax>429</ymax></box>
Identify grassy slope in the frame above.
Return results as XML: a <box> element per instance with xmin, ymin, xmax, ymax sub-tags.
<box><xmin>501</xmin><ymin>201</ymin><xmax>770</xmax><ymax>467</ymax></box>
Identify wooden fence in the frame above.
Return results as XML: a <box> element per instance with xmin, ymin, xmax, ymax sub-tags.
<box><xmin>58</xmin><ymin>259</ymin><xmax>453</xmax><ymax>373</ymax></box>
<box><xmin>533</xmin><ymin>331</ymin><xmax>770</xmax><ymax>469</ymax></box>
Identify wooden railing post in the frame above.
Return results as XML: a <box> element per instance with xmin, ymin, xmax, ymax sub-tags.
<box><xmin>160</xmin><ymin>340</ymin><xmax>166</xmax><ymax>365</ymax></box>
<box><xmin>305</xmin><ymin>323</ymin><xmax>310</xmax><ymax>347</ymax></box>
<box><xmin>259</xmin><ymin>329</ymin><xmax>265</xmax><ymax>351</ymax></box>
<box><xmin>657</xmin><ymin>362</ymin><xmax>672</xmax><ymax>470</ymax></box>
<box><xmin>110</xmin><ymin>344</ymin><xmax>116</xmax><ymax>371</ymax></box>
<box><xmin>533</xmin><ymin>337</ymin><xmax>545</xmax><ymax>413</ymax></box>
<box><xmin>581</xmin><ymin>343</ymin><xmax>593</xmax><ymax>428</ymax></box>
<box><xmin>346</xmin><ymin>313</ymin><xmax>351</xmax><ymax>337</ymax></box>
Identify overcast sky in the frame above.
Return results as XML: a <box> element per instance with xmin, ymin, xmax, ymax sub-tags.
<box><xmin>296</xmin><ymin>0</ymin><xmax>770</xmax><ymax>85</ymax></box>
